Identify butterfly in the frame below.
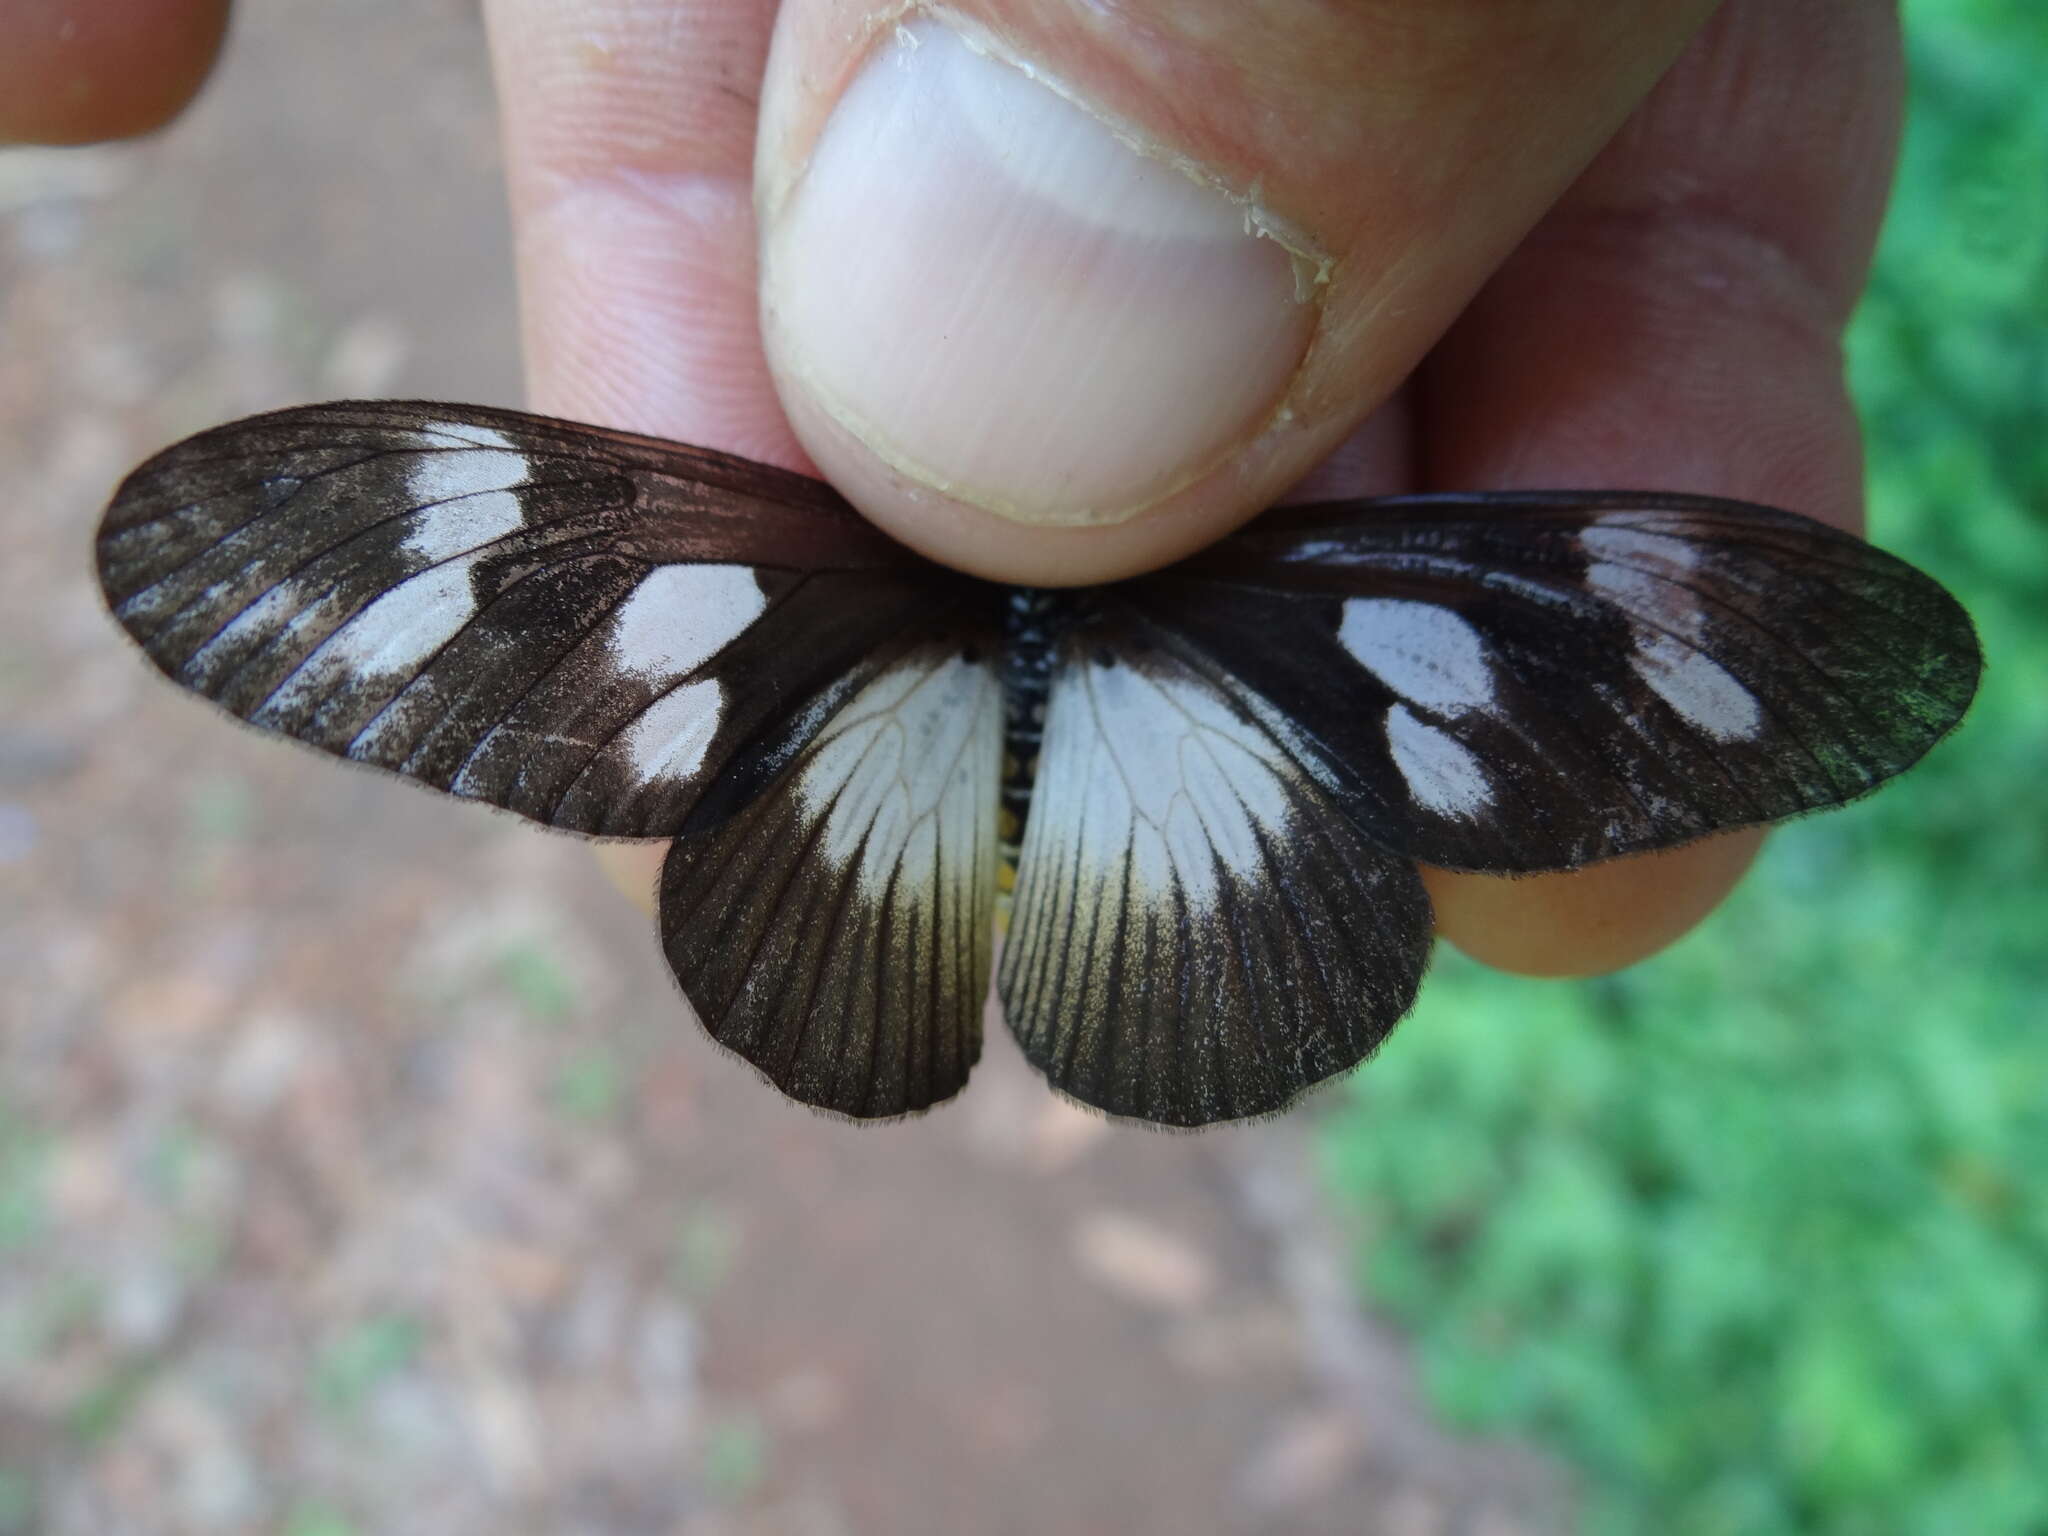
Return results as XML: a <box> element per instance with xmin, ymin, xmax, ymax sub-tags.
<box><xmin>96</xmin><ymin>401</ymin><xmax>1981</xmax><ymax>1127</ymax></box>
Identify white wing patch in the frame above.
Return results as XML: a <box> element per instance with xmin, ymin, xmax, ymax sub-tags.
<box><xmin>607</xmin><ymin>564</ymin><xmax>767</xmax><ymax>680</ymax></box>
<box><xmin>1034</xmin><ymin>656</ymin><xmax>1298</xmax><ymax>911</ymax></box>
<box><xmin>1629</xmin><ymin>631</ymin><xmax>1763</xmax><ymax>742</ymax></box>
<box><xmin>403</xmin><ymin>438</ymin><xmax>529</xmax><ymax>513</ymax></box>
<box><xmin>1385</xmin><ymin>703</ymin><xmax>1492</xmax><ymax>818</ymax></box>
<box><xmin>416</xmin><ymin>419</ymin><xmax>519</xmax><ymax>451</ymax></box>
<box><xmin>1581</xmin><ymin>519</ymin><xmax>1712</xmax><ymax>642</ymax></box>
<box><xmin>447</xmin><ymin>565</ymin><xmax>771</xmax><ymax>797</ymax></box>
<box><xmin>399</xmin><ymin>489</ymin><xmax>527</xmax><ymax>563</ymax></box>
<box><xmin>188</xmin><ymin>482</ymin><xmax>529</xmax><ymax>684</ymax></box>
<box><xmin>1579</xmin><ymin>518</ymin><xmax>1709</xmax><ymax>572</ymax></box>
<box><xmin>184</xmin><ymin>578</ymin><xmax>309</xmax><ymax>680</ymax></box>
<box><xmin>257</xmin><ymin>552</ymin><xmax>490</xmax><ymax>726</ymax></box>
<box><xmin>1580</xmin><ymin>518</ymin><xmax>1763</xmax><ymax>741</ymax></box>
<box><xmin>1338</xmin><ymin>598</ymin><xmax>1497</xmax><ymax>713</ymax></box>
<box><xmin>794</xmin><ymin>654</ymin><xmax>1002</xmax><ymax>903</ymax></box>
<box><xmin>621</xmin><ymin>679</ymin><xmax>726</xmax><ymax>786</ymax></box>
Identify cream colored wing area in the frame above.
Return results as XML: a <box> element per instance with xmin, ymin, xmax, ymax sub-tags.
<box><xmin>659</xmin><ymin>642</ymin><xmax>1003</xmax><ymax>1119</ymax></box>
<box><xmin>998</xmin><ymin>641</ymin><xmax>1432</xmax><ymax>1128</ymax></box>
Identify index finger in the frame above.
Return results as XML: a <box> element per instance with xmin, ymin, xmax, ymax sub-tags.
<box><xmin>482</xmin><ymin>0</ymin><xmax>798</xmax><ymax>464</ymax></box>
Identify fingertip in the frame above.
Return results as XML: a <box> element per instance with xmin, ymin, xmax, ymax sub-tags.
<box><xmin>769</xmin><ymin>371</ymin><xmax>1296</xmax><ymax>585</ymax></box>
<box><xmin>1420</xmin><ymin>830</ymin><xmax>1764</xmax><ymax>978</ymax></box>
<box><xmin>0</xmin><ymin>0</ymin><xmax>230</xmax><ymax>145</ymax></box>
<box><xmin>593</xmin><ymin>843</ymin><xmax>665</xmax><ymax>918</ymax></box>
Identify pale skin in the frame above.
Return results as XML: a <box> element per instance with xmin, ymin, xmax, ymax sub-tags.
<box><xmin>14</xmin><ymin>0</ymin><xmax>1905</xmax><ymax>978</ymax></box>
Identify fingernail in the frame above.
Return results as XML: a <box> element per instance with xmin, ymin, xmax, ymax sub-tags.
<box><xmin>761</xmin><ymin>21</ymin><xmax>1317</xmax><ymax>526</ymax></box>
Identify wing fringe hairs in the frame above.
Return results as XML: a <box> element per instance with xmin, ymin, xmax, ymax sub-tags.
<box><xmin>98</xmin><ymin>401</ymin><xmax>1983</xmax><ymax>1128</ymax></box>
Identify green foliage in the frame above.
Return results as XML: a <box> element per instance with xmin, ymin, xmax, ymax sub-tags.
<box><xmin>699</xmin><ymin>1415</ymin><xmax>769</xmax><ymax>1502</ymax></box>
<box><xmin>497</xmin><ymin>941</ymin><xmax>578</xmax><ymax>1024</ymax></box>
<box><xmin>553</xmin><ymin>1048</ymin><xmax>624</xmax><ymax>1121</ymax></box>
<box><xmin>281</xmin><ymin>1501</ymin><xmax>360</xmax><ymax>1536</ymax></box>
<box><xmin>312</xmin><ymin>1314</ymin><xmax>423</xmax><ymax>1418</ymax></box>
<box><xmin>0</xmin><ymin>1468</ymin><xmax>35</xmax><ymax>1536</ymax></box>
<box><xmin>1320</xmin><ymin>3</ymin><xmax>2048</xmax><ymax>1530</ymax></box>
<box><xmin>670</xmin><ymin>1206</ymin><xmax>742</xmax><ymax>1297</ymax></box>
<box><xmin>66</xmin><ymin>1359</ymin><xmax>159</xmax><ymax>1447</ymax></box>
<box><xmin>0</xmin><ymin>1107</ymin><xmax>48</xmax><ymax>1251</ymax></box>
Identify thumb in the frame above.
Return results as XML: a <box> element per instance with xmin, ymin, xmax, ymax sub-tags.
<box><xmin>755</xmin><ymin>0</ymin><xmax>1715</xmax><ymax>585</ymax></box>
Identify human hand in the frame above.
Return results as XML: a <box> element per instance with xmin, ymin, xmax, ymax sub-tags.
<box><xmin>36</xmin><ymin>0</ymin><xmax>1905</xmax><ymax>980</ymax></box>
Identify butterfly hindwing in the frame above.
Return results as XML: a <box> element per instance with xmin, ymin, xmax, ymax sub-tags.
<box><xmin>1142</xmin><ymin>492</ymin><xmax>1982</xmax><ymax>873</ymax></box>
<box><xmin>997</xmin><ymin>610</ymin><xmax>1433</xmax><ymax>1128</ymax></box>
<box><xmin>661</xmin><ymin>636</ymin><xmax>1004</xmax><ymax>1119</ymax></box>
<box><xmin>96</xmin><ymin>401</ymin><xmax>948</xmax><ymax>838</ymax></box>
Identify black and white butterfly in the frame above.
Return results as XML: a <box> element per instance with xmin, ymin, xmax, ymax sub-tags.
<box><xmin>97</xmin><ymin>401</ymin><xmax>1980</xmax><ymax>1127</ymax></box>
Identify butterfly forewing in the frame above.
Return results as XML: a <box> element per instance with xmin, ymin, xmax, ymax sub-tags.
<box><xmin>1146</xmin><ymin>493</ymin><xmax>1982</xmax><ymax>872</ymax></box>
<box><xmin>96</xmin><ymin>401</ymin><xmax>945</xmax><ymax>838</ymax></box>
<box><xmin>997</xmin><ymin>613</ymin><xmax>1433</xmax><ymax>1128</ymax></box>
<box><xmin>662</xmin><ymin>636</ymin><xmax>1004</xmax><ymax>1119</ymax></box>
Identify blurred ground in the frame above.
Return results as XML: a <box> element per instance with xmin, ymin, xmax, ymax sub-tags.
<box><xmin>0</xmin><ymin>3</ymin><xmax>1566</xmax><ymax>1532</ymax></box>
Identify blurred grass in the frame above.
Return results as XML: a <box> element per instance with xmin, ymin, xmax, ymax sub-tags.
<box><xmin>1317</xmin><ymin>2</ymin><xmax>2048</xmax><ymax>1531</ymax></box>
<box><xmin>281</xmin><ymin>1505</ymin><xmax>360</xmax><ymax>1536</ymax></box>
<box><xmin>699</xmin><ymin>1414</ymin><xmax>769</xmax><ymax>1503</ymax></box>
<box><xmin>312</xmin><ymin>1314</ymin><xmax>423</xmax><ymax>1419</ymax></box>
